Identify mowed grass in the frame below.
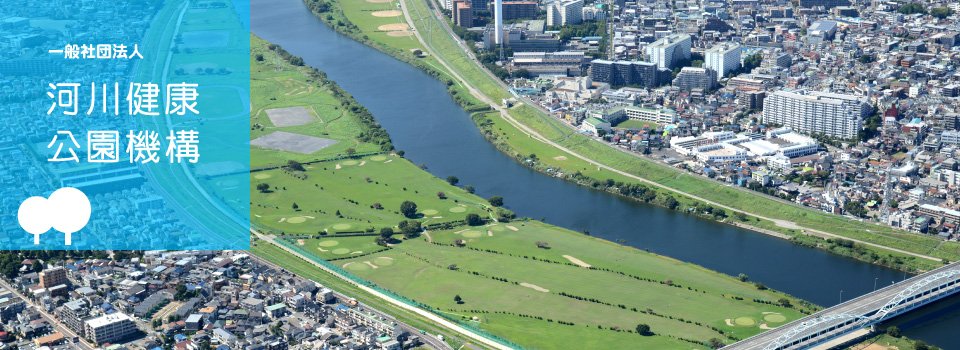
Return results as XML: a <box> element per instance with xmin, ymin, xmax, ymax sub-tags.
<box><xmin>251</xmin><ymin>153</ymin><xmax>489</xmax><ymax>235</ymax></box>
<box><xmin>614</xmin><ymin>119</ymin><xmax>660</xmax><ymax>130</ymax></box>
<box><xmin>296</xmin><ymin>235</ymin><xmax>390</xmax><ymax>260</ymax></box>
<box><xmin>250</xmin><ymin>35</ymin><xmax>381</xmax><ymax>168</ymax></box>
<box><xmin>330</xmin><ymin>221</ymin><xmax>807</xmax><ymax>349</ymax></box>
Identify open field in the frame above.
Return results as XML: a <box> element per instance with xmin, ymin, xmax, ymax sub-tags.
<box><xmin>614</xmin><ymin>119</ymin><xmax>660</xmax><ymax>130</ymax></box>
<box><xmin>318</xmin><ymin>221</ymin><xmax>809</xmax><ymax>349</ymax></box>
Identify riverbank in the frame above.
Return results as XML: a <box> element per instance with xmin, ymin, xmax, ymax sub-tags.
<box><xmin>249</xmin><ymin>34</ymin><xmax>819</xmax><ymax>349</ymax></box>
<box><xmin>295</xmin><ymin>0</ymin><xmax>960</xmax><ymax>272</ymax></box>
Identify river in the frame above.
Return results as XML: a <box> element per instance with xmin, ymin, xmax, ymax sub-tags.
<box><xmin>248</xmin><ymin>0</ymin><xmax>958</xmax><ymax>347</ymax></box>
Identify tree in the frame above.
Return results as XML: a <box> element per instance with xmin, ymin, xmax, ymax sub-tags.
<box><xmin>464</xmin><ymin>185</ymin><xmax>475</xmax><ymax>194</ymax></box>
<box><xmin>412</xmin><ymin>49</ymin><xmax>423</xmax><ymax>56</ymax></box>
<box><xmin>777</xmin><ymin>297</ymin><xmax>792</xmax><ymax>308</ymax></box>
<box><xmin>257</xmin><ymin>183</ymin><xmax>270</xmax><ymax>193</ymax></box>
<box><xmin>454</xmin><ymin>294</ymin><xmax>463</xmax><ymax>304</ymax></box>
<box><xmin>466</xmin><ymin>213</ymin><xmax>483</xmax><ymax>226</ymax></box>
<box><xmin>755</xmin><ymin>282</ymin><xmax>767</xmax><ymax>290</ymax></box>
<box><xmin>738</xmin><ymin>273</ymin><xmax>749</xmax><ymax>282</ymax></box>
<box><xmin>345</xmin><ymin>148</ymin><xmax>356</xmax><ymax>156</ymax></box>
<box><xmin>380</xmin><ymin>228</ymin><xmax>394</xmax><ymax>241</ymax></box>
<box><xmin>930</xmin><ymin>7</ymin><xmax>954</xmax><ymax>19</ymax></box>
<box><xmin>488</xmin><ymin>196</ymin><xmax>504</xmax><ymax>207</ymax></box>
<box><xmin>513</xmin><ymin>68</ymin><xmax>530</xmax><ymax>79</ymax></box>
<box><xmin>913</xmin><ymin>340</ymin><xmax>929</xmax><ymax>350</ymax></box>
<box><xmin>400</xmin><ymin>201</ymin><xmax>418</xmax><ymax>218</ymax></box>
<box><xmin>635</xmin><ymin>324</ymin><xmax>651</xmax><ymax>335</ymax></box>
<box><xmin>399</xmin><ymin>220</ymin><xmax>422</xmax><ymax>237</ymax></box>
<box><xmin>31</xmin><ymin>260</ymin><xmax>42</xmax><ymax>273</ymax></box>
<box><xmin>292</xmin><ymin>203</ymin><xmax>299</xmax><ymax>210</ymax></box>
<box><xmin>454</xmin><ymin>239</ymin><xmax>465</xmax><ymax>247</ymax></box>
<box><xmin>255</xmin><ymin>54</ymin><xmax>264</xmax><ymax>61</ymax></box>
<box><xmin>887</xmin><ymin>325</ymin><xmax>901</xmax><ymax>338</ymax></box>
<box><xmin>535</xmin><ymin>241</ymin><xmax>549</xmax><ymax>249</ymax></box>
<box><xmin>708</xmin><ymin>338</ymin><xmax>725</xmax><ymax>349</ymax></box>
<box><xmin>446</xmin><ymin>176</ymin><xmax>459</xmax><ymax>185</ymax></box>
<box><xmin>286</xmin><ymin>160</ymin><xmax>305</xmax><ymax>171</ymax></box>
<box><xmin>448</xmin><ymin>264</ymin><xmax>458</xmax><ymax>270</ymax></box>
<box><xmin>373</xmin><ymin>202</ymin><xmax>383</xmax><ymax>210</ymax></box>
<box><xmin>437</xmin><ymin>191</ymin><xmax>446</xmax><ymax>199</ymax></box>
<box><xmin>662</xmin><ymin>195</ymin><xmax>679</xmax><ymax>210</ymax></box>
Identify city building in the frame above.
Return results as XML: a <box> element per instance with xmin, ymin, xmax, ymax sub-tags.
<box><xmin>672</xmin><ymin>67</ymin><xmax>717</xmax><ymax>91</ymax></box>
<box><xmin>599</xmin><ymin>105</ymin><xmax>679</xmax><ymax>125</ymax></box>
<box><xmin>738</xmin><ymin>90</ymin><xmax>766</xmax><ymax>110</ymax></box>
<box><xmin>39</xmin><ymin>267</ymin><xmax>67</xmax><ymax>289</ymax></box>
<box><xmin>85</xmin><ymin>313</ymin><xmax>137</xmax><ymax>345</ymax></box>
<box><xmin>56</xmin><ymin>299</ymin><xmax>90</xmax><ymax>336</ymax></box>
<box><xmin>589</xmin><ymin>59</ymin><xmax>671</xmax><ymax>87</ymax></box>
<box><xmin>645</xmin><ymin>34</ymin><xmax>691</xmax><ymax>69</ymax></box>
<box><xmin>490</xmin><ymin>1</ymin><xmax>537</xmax><ymax>21</ymax></box>
<box><xmin>453</xmin><ymin>0</ymin><xmax>474</xmax><ymax>28</ymax></box>
<box><xmin>798</xmin><ymin>0</ymin><xmax>850</xmax><ymax>9</ymax></box>
<box><xmin>704</xmin><ymin>42</ymin><xmax>741</xmax><ymax>80</ymax></box>
<box><xmin>761</xmin><ymin>90</ymin><xmax>872</xmax><ymax>139</ymax></box>
<box><xmin>807</xmin><ymin>21</ymin><xmax>838</xmax><ymax>44</ymax></box>
<box><xmin>546</xmin><ymin>0</ymin><xmax>583</xmax><ymax>26</ymax></box>
<box><xmin>509</xmin><ymin>51</ymin><xmax>585</xmax><ymax>77</ymax></box>
<box><xmin>482</xmin><ymin>21</ymin><xmax>561</xmax><ymax>52</ymax></box>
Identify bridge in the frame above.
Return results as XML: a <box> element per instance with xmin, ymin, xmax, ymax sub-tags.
<box><xmin>725</xmin><ymin>261</ymin><xmax>960</xmax><ymax>350</ymax></box>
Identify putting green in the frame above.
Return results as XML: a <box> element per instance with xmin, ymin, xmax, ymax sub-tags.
<box><xmin>332</xmin><ymin>223</ymin><xmax>352</xmax><ymax>230</ymax></box>
<box><xmin>763</xmin><ymin>314</ymin><xmax>787</xmax><ymax>323</ymax></box>
<box><xmin>331</xmin><ymin>248</ymin><xmax>351</xmax><ymax>255</ymax></box>
<box><xmin>346</xmin><ymin>263</ymin><xmax>370</xmax><ymax>271</ymax></box>
<box><xmin>449</xmin><ymin>207</ymin><xmax>467</xmax><ymax>213</ymax></box>
<box><xmin>318</xmin><ymin>240</ymin><xmax>340</xmax><ymax>247</ymax></box>
<box><xmin>370</xmin><ymin>155</ymin><xmax>387</xmax><ymax>161</ymax></box>
<box><xmin>373</xmin><ymin>257</ymin><xmax>394</xmax><ymax>266</ymax></box>
<box><xmin>254</xmin><ymin>174</ymin><xmax>271</xmax><ymax>179</ymax></box>
<box><xmin>286</xmin><ymin>217</ymin><xmax>306</xmax><ymax>224</ymax></box>
<box><xmin>341</xmin><ymin>160</ymin><xmax>359</xmax><ymax>166</ymax></box>
<box><xmin>490</xmin><ymin>225</ymin><xmax>505</xmax><ymax>232</ymax></box>
<box><xmin>421</xmin><ymin>209</ymin><xmax>439</xmax><ymax>215</ymax></box>
<box><xmin>734</xmin><ymin>317</ymin><xmax>756</xmax><ymax>326</ymax></box>
<box><xmin>462</xmin><ymin>230</ymin><xmax>482</xmax><ymax>238</ymax></box>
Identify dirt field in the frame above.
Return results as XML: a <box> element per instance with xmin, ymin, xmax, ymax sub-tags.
<box><xmin>387</xmin><ymin>31</ymin><xmax>413</xmax><ymax>37</ymax></box>
<box><xmin>378</xmin><ymin>23</ymin><xmax>409</xmax><ymax>31</ymax></box>
<box><xmin>371</xmin><ymin>10</ymin><xmax>402</xmax><ymax>17</ymax></box>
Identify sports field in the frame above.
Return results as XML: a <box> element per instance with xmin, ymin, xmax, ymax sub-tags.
<box><xmin>325</xmin><ymin>221</ymin><xmax>806</xmax><ymax>349</ymax></box>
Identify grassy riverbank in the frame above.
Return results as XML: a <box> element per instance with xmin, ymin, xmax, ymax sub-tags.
<box><xmin>295</xmin><ymin>0</ymin><xmax>960</xmax><ymax>272</ymax></box>
<box><xmin>249</xmin><ymin>35</ymin><xmax>814</xmax><ymax>349</ymax></box>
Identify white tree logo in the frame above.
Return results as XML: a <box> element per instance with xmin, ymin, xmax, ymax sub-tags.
<box><xmin>18</xmin><ymin>187</ymin><xmax>91</xmax><ymax>246</ymax></box>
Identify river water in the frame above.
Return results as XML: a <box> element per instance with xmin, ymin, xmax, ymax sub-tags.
<box><xmin>249</xmin><ymin>0</ymin><xmax>958</xmax><ymax>347</ymax></box>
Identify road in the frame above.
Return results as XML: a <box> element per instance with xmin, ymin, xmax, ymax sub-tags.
<box><xmin>726</xmin><ymin>261</ymin><xmax>960</xmax><ymax>350</ymax></box>
<box><xmin>0</xmin><ymin>278</ymin><xmax>92</xmax><ymax>350</ymax></box>
<box><xmin>402</xmin><ymin>0</ymin><xmax>940</xmax><ymax>263</ymax></box>
<box><xmin>252</xmin><ymin>230</ymin><xmax>511</xmax><ymax>350</ymax></box>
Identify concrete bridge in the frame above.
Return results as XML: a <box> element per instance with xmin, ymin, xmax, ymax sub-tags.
<box><xmin>725</xmin><ymin>261</ymin><xmax>960</xmax><ymax>350</ymax></box>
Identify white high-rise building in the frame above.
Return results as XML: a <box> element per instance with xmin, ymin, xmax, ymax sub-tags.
<box><xmin>645</xmin><ymin>34</ymin><xmax>691</xmax><ymax>69</ymax></box>
<box><xmin>705</xmin><ymin>42</ymin><xmax>741</xmax><ymax>80</ymax></box>
<box><xmin>85</xmin><ymin>313</ymin><xmax>137</xmax><ymax>345</ymax></box>
<box><xmin>761</xmin><ymin>90</ymin><xmax>873</xmax><ymax>139</ymax></box>
<box><xmin>494</xmin><ymin>0</ymin><xmax>503</xmax><ymax>44</ymax></box>
<box><xmin>547</xmin><ymin>0</ymin><xmax>583</xmax><ymax>26</ymax></box>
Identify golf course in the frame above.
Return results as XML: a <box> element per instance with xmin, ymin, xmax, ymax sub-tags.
<box><xmin>249</xmin><ymin>34</ymin><xmax>814</xmax><ymax>349</ymax></box>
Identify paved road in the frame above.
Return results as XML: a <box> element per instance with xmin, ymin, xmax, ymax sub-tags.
<box><xmin>726</xmin><ymin>261</ymin><xmax>960</xmax><ymax>350</ymax></box>
<box><xmin>0</xmin><ymin>278</ymin><xmax>92</xmax><ymax>350</ymax></box>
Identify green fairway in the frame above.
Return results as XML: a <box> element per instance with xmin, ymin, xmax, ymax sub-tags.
<box><xmin>300</xmin><ymin>236</ymin><xmax>389</xmax><ymax>260</ymax></box>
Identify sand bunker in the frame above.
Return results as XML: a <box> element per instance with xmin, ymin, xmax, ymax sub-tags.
<box><xmin>371</xmin><ymin>10</ymin><xmax>402</xmax><ymax>17</ymax></box>
<box><xmin>506</xmin><ymin>225</ymin><xmax>519</xmax><ymax>231</ymax></box>
<box><xmin>387</xmin><ymin>30</ymin><xmax>413</xmax><ymax>37</ymax></box>
<box><xmin>520</xmin><ymin>283</ymin><xmax>549</xmax><ymax>292</ymax></box>
<box><xmin>563</xmin><ymin>255</ymin><xmax>591</xmax><ymax>268</ymax></box>
<box><xmin>378</xmin><ymin>23</ymin><xmax>409</xmax><ymax>31</ymax></box>
<box><xmin>553</xmin><ymin>156</ymin><xmax>567</xmax><ymax>160</ymax></box>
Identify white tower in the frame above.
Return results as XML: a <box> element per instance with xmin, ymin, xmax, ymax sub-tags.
<box><xmin>494</xmin><ymin>0</ymin><xmax>503</xmax><ymax>45</ymax></box>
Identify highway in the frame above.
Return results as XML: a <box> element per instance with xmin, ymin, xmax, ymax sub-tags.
<box><xmin>726</xmin><ymin>261</ymin><xmax>960</xmax><ymax>350</ymax></box>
